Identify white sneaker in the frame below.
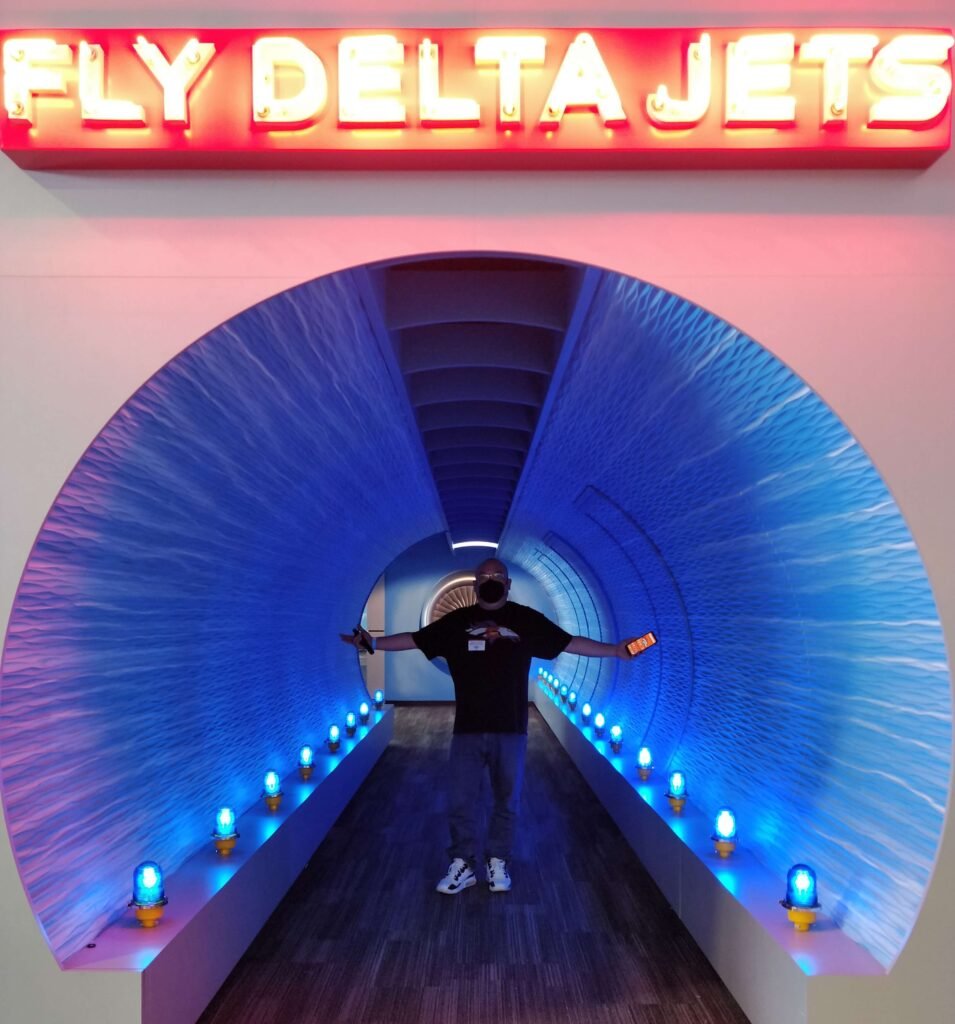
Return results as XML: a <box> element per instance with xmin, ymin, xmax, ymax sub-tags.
<box><xmin>436</xmin><ymin>858</ymin><xmax>476</xmax><ymax>895</ymax></box>
<box><xmin>486</xmin><ymin>857</ymin><xmax>512</xmax><ymax>892</ymax></box>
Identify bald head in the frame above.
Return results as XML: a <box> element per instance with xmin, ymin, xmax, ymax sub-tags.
<box><xmin>475</xmin><ymin>557</ymin><xmax>508</xmax><ymax>578</ymax></box>
<box><xmin>474</xmin><ymin>558</ymin><xmax>511</xmax><ymax>609</ymax></box>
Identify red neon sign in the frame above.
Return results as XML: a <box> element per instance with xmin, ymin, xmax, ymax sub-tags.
<box><xmin>1</xmin><ymin>28</ymin><xmax>952</xmax><ymax>169</ymax></box>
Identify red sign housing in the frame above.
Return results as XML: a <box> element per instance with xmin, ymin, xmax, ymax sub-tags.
<box><xmin>1</xmin><ymin>27</ymin><xmax>952</xmax><ymax>169</ymax></box>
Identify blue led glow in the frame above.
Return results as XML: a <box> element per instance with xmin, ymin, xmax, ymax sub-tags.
<box><xmin>581</xmin><ymin>702</ymin><xmax>592</xmax><ymax>722</ymax></box>
<box><xmin>345</xmin><ymin>712</ymin><xmax>357</xmax><ymax>734</ymax></box>
<box><xmin>667</xmin><ymin>771</ymin><xmax>687</xmax><ymax>798</ymax></box>
<box><xmin>373</xmin><ymin>689</ymin><xmax>384</xmax><ymax>709</ymax></box>
<box><xmin>214</xmin><ymin>807</ymin><xmax>237</xmax><ymax>838</ymax></box>
<box><xmin>328</xmin><ymin>724</ymin><xmax>340</xmax><ymax>743</ymax></box>
<box><xmin>568</xmin><ymin>691</ymin><xmax>577</xmax><ymax>709</ymax></box>
<box><xmin>785</xmin><ymin>864</ymin><xmax>819</xmax><ymax>909</ymax></box>
<box><xmin>714</xmin><ymin>808</ymin><xmax>738</xmax><ymax>841</ymax></box>
<box><xmin>263</xmin><ymin>770</ymin><xmax>281</xmax><ymax>797</ymax></box>
<box><xmin>131</xmin><ymin>861</ymin><xmax>165</xmax><ymax>907</ymax></box>
<box><xmin>638</xmin><ymin>746</ymin><xmax>653</xmax><ymax>769</ymax></box>
<box><xmin>593</xmin><ymin>713</ymin><xmax>605</xmax><ymax>737</ymax></box>
<box><xmin>358</xmin><ymin>701</ymin><xmax>370</xmax><ymax>723</ymax></box>
<box><xmin>299</xmin><ymin>745</ymin><xmax>314</xmax><ymax>767</ymax></box>
<box><xmin>610</xmin><ymin>724</ymin><xmax>622</xmax><ymax>741</ymax></box>
<box><xmin>560</xmin><ymin>684</ymin><xmax>569</xmax><ymax>701</ymax></box>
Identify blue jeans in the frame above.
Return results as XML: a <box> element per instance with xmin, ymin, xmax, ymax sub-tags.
<box><xmin>447</xmin><ymin>732</ymin><xmax>528</xmax><ymax>865</ymax></box>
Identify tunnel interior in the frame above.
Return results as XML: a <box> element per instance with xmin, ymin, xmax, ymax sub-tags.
<box><xmin>0</xmin><ymin>253</ymin><xmax>950</xmax><ymax>972</ymax></box>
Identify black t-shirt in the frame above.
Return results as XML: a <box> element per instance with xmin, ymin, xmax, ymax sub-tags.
<box><xmin>412</xmin><ymin>601</ymin><xmax>572</xmax><ymax>734</ymax></box>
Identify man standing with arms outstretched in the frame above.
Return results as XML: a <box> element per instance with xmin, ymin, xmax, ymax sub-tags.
<box><xmin>342</xmin><ymin>557</ymin><xmax>633</xmax><ymax>895</ymax></box>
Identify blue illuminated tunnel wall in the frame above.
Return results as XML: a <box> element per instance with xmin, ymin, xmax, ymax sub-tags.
<box><xmin>0</xmin><ymin>257</ymin><xmax>950</xmax><ymax>972</ymax></box>
<box><xmin>0</xmin><ymin>268</ymin><xmax>445</xmax><ymax>961</ymax></box>
<box><xmin>502</xmin><ymin>272</ymin><xmax>952</xmax><ymax>968</ymax></box>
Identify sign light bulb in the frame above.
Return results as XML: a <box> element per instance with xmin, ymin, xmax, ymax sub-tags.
<box><xmin>263</xmin><ymin>770</ymin><xmax>281</xmax><ymax>797</ymax></box>
<box><xmin>725</xmin><ymin>33</ymin><xmax>796</xmax><ymax>126</ymax></box>
<box><xmin>3</xmin><ymin>37</ymin><xmax>71</xmax><ymax>124</ymax></box>
<box><xmin>338</xmin><ymin>34</ymin><xmax>405</xmax><ymax>126</ymax></box>
<box><xmin>798</xmin><ymin>33</ymin><xmax>878</xmax><ymax>124</ymax></box>
<box><xmin>132</xmin><ymin>35</ymin><xmax>216</xmax><ymax>124</ymax></box>
<box><xmin>359</xmin><ymin>701</ymin><xmax>370</xmax><ymax>723</ymax></box>
<box><xmin>539</xmin><ymin>32</ymin><xmax>627</xmax><ymax>128</ymax></box>
<box><xmin>418</xmin><ymin>38</ymin><xmax>479</xmax><ymax>125</ymax></box>
<box><xmin>646</xmin><ymin>32</ymin><xmax>712</xmax><ymax>126</ymax></box>
<box><xmin>129</xmin><ymin>860</ymin><xmax>168</xmax><ymax>925</ymax></box>
<box><xmin>299</xmin><ymin>745</ymin><xmax>314</xmax><ymax>767</ymax></box>
<box><xmin>474</xmin><ymin>35</ymin><xmax>546</xmax><ymax>125</ymax></box>
<box><xmin>868</xmin><ymin>34</ymin><xmax>955</xmax><ymax>126</ymax></box>
<box><xmin>252</xmin><ymin>36</ymin><xmax>327</xmax><ymax>125</ymax></box>
<box><xmin>79</xmin><ymin>42</ymin><xmax>146</xmax><ymax>124</ymax></box>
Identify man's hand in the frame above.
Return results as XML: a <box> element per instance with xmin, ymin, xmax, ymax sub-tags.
<box><xmin>339</xmin><ymin>625</ymin><xmax>373</xmax><ymax>652</ymax></box>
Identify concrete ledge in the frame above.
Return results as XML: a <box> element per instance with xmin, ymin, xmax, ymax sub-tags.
<box><xmin>533</xmin><ymin>686</ymin><xmax>883</xmax><ymax>1024</ymax></box>
<box><xmin>63</xmin><ymin>708</ymin><xmax>394</xmax><ymax>1024</ymax></box>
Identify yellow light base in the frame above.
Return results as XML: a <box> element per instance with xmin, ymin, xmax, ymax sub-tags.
<box><xmin>787</xmin><ymin>907</ymin><xmax>818</xmax><ymax>932</ymax></box>
<box><xmin>133</xmin><ymin>904</ymin><xmax>165</xmax><ymax>928</ymax></box>
<box><xmin>328</xmin><ymin>741</ymin><xmax>341</xmax><ymax>753</ymax></box>
<box><xmin>264</xmin><ymin>794</ymin><xmax>282</xmax><ymax>812</ymax></box>
<box><xmin>299</xmin><ymin>765</ymin><xmax>313</xmax><ymax>780</ymax></box>
<box><xmin>638</xmin><ymin>767</ymin><xmax>652</xmax><ymax>781</ymax></box>
<box><xmin>714</xmin><ymin>838</ymin><xmax>737</xmax><ymax>858</ymax></box>
<box><xmin>667</xmin><ymin>795</ymin><xmax>686</xmax><ymax>813</ymax></box>
<box><xmin>213</xmin><ymin>836</ymin><xmax>237</xmax><ymax>856</ymax></box>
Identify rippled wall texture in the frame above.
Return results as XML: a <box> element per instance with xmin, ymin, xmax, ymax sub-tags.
<box><xmin>502</xmin><ymin>273</ymin><xmax>952</xmax><ymax>968</ymax></box>
<box><xmin>0</xmin><ymin>270</ymin><xmax>445</xmax><ymax>961</ymax></box>
<box><xmin>1</xmin><ymin>261</ymin><xmax>950</xmax><ymax>971</ymax></box>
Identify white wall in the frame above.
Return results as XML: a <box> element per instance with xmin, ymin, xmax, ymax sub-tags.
<box><xmin>2</xmin><ymin>2</ymin><xmax>954</xmax><ymax>1021</ymax></box>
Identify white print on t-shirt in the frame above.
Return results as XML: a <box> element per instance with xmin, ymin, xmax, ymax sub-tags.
<box><xmin>467</xmin><ymin>622</ymin><xmax>521</xmax><ymax>646</ymax></box>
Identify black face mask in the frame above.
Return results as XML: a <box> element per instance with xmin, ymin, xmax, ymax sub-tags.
<box><xmin>477</xmin><ymin>579</ymin><xmax>506</xmax><ymax>604</ymax></box>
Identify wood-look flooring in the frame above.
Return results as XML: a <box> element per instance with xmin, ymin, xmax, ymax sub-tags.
<box><xmin>197</xmin><ymin>705</ymin><xmax>752</xmax><ymax>1024</ymax></box>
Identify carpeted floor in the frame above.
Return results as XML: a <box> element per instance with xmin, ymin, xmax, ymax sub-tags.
<box><xmin>196</xmin><ymin>705</ymin><xmax>751</xmax><ymax>1024</ymax></box>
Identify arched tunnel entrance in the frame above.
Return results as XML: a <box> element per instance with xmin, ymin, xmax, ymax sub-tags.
<box><xmin>0</xmin><ymin>253</ymin><xmax>950</xmax><ymax>1019</ymax></box>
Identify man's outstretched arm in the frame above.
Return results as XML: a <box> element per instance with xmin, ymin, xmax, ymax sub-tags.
<box><xmin>565</xmin><ymin>636</ymin><xmax>630</xmax><ymax>659</ymax></box>
<box><xmin>373</xmin><ymin>632</ymin><xmax>418</xmax><ymax>652</ymax></box>
<box><xmin>339</xmin><ymin>626</ymin><xmax>418</xmax><ymax>653</ymax></box>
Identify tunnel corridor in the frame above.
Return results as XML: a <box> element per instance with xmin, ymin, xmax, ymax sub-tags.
<box><xmin>0</xmin><ymin>253</ymin><xmax>949</xmax><ymax>989</ymax></box>
<box><xmin>196</xmin><ymin>705</ymin><xmax>751</xmax><ymax>1024</ymax></box>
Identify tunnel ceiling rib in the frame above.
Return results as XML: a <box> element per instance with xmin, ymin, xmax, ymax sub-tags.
<box><xmin>363</xmin><ymin>256</ymin><xmax>592</xmax><ymax>544</ymax></box>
